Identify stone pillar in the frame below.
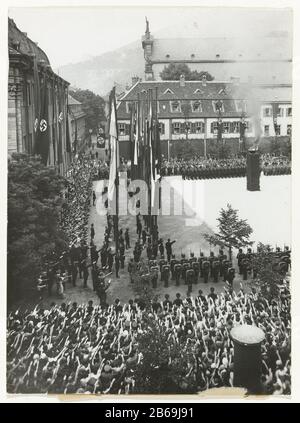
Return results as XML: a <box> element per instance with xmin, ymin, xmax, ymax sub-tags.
<box><xmin>230</xmin><ymin>324</ymin><xmax>265</xmax><ymax>393</ymax></box>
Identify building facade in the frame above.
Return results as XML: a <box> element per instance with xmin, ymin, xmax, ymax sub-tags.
<box><xmin>8</xmin><ymin>18</ymin><xmax>71</xmax><ymax>174</ymax></box>
<box><xmin>141</xmin><ymin>21</ymin><xmax>292</xmax><ymax>85</ymax></box>
<box><xmin>68</xmin><ymin>94</ymin><xmax>87</xmax><ymax>153</ymax></box>
<box><xmin>116</xmin><ymin>77</ymin><xmax>292</xmax><ymax>159</ymax></box>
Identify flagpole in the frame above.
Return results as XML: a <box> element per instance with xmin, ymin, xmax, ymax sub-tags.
<box><xmin>115</xmin><ymin>88</ymin><xmax>119</xmax><ymax>278</ymax></box>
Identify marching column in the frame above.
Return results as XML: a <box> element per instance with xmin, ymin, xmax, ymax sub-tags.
<box><xmin>230</xmin><ymin>325</ymin><xmax>265</xmax><ymax>393</ymax></box>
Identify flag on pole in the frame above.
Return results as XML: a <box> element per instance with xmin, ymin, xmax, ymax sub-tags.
<box><xmin>108</xmin><ymin>87</ymin><xmax>119</xmax><ymax>202</ymax></box>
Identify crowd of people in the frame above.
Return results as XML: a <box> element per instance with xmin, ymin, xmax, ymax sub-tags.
<box><xmin>159</xmin><ymin>154</ymin><xmax>291</xmax><ymax>180</ymax></box>
<box><xmin>7</xmin><ymin>279</ymin><xmax>290</xmax><ymax>394</ymax></box>
<box><xmin>261</xmin><ymin>154</ymin><xmax>291</xmax><ymax>176</ymax></box>
<box><xmin>9</xmin><ymin>149</ymin><xmax>291</xmax><ymax>396</ymax></box>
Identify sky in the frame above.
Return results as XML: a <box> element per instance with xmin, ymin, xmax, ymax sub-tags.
<box><xmin>8</xmin><ymin>6</ymin><xmax>293</xmax><ymax>69</ymax></box>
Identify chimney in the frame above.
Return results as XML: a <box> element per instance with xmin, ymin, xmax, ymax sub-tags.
<box><xmin>131</xmin><ymin>76</ymin><xmax>139</xmax><ymax>86</ymax></box>
<box><xmin>179</xmin><ymin>74</ymin><xmax>185</xmax><ymax>87</ymax></box>
<box><xmin>201</xmin><ymin>74</ymin><xmax>207</xmax><ymax>87</ymax></box>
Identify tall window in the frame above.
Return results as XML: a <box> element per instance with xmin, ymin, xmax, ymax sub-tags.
<box><xmin>277</xmin><ymin>107</ymin><xmax>284</xmax><ymax>117</ymax></box>
<box><xmin>276</xmin><ymin>125</ymin><xmax>281</xmax><ymax>135</ymax></box>
<box><xmin>287</xmin><ymin>124</ymin><xmax>292</xmax><ymax>135</ymax></box>
<box><xmin>263</xmin><ymin>107</ymin><xmax>272</xmax><ymax>117</ymax></box>
<box><xmin>211</xmin><ymin>122</ymin><xmax>218</xmax><ymax>134</ymax></box>
<box><xmin>191</xmin><ymin>101</ymin><xmax>202</xmax><ymax>112</ymax></box>
<box><xmin>264</xmin><ymin>125</ymin><xmax>270</xmax><ymax>136</ymax></box>
<box><xmin>287</xmin><ymin>107</ymin><xmax>292</xmax><ymax>117</ymax></box>
<box><xmin>159</xmin><ymin>122</ymin><xmax>165</xmax><ymax>135</ymax></box>
<box><xmin>223</xmin><ymin>122</ymin><xmax>230</xmax><ymax>134</ymax></box>
<box><xmin>232</xmin><ymin>122</ymin><xmax>240</xmax><ymax>133</ymax></box>
<box><xmin>172</xmin><ymin>122</ymin><xmax>181</xmax><ymax>134</ymax></box>
<box><xmin>118</xmin><ymin>123</ymin><xmax>126</xmax><ymax>136</ymax></box>
<box><xmin>170</xmin><ymin>101</ymin><xmax>181</xmax><ymax>113</ymax></box>
<box><xmin>194</xmin><ymin>121</ymin><xmax>204</xmax><ymax>134</ymax></box>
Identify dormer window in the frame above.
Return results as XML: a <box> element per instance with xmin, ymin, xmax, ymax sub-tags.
<box><xmin>163</xmin><ymin>88</ymin><xmax>175</xmax><ymax>95</ymax></box>
<box><xmin>194</xmin><ymin>88</ymin><xmax>203</xmax><ymax>94</ymax></box>
<box><xmin>166</xmin><ymin>54</ymin><xmax>170</xmax><ymax>58</ymax></box>
<box><xmin>170</xmin><ymin>100</ymin><xmax>181</xmax><ymax>112</ymax></box>
<box><xmin>213</xmin><ymin>100</ymin><xmax>224</xmax><ymax>113</ymax></box>
<box><xmin>191</xmin><ymin>54</ymin><xmax>195</xmax><ymax>58</ymax></box>
<box><xmin>191</xmin><ymin>100</ymin><xmax>202</xmax><ymax>112</ymax></box>
<box><xmin>216</xmin><ymin>54</ymin><xmax>220</xmax><ymax>59</ymax></box>
<box><xmin>235</xmin><ymin>100</ymin><xmax>247</xmax><ymax>113</ymax></box>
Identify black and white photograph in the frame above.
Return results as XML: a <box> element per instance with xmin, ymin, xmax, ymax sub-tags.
<box><xmin>3</xmin><ymin>3</ymin><xmax>296</xmax><ymax>400</ymax></box>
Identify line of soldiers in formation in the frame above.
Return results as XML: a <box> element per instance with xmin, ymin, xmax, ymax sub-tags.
<box><xmin>158</xmin><ymin>155</ymin><xmax>291</xmax><ymax>180</ymax></box>
<box><xmin>127</xmin><ymin>243</ymin><xmax>291</xmax><ymax>293</ymax></box>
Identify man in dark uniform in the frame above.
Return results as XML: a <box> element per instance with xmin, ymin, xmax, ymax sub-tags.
<box><xmin>198</xmin><ymin>252</ymin><xmax>205</xmax><ymax>278</ymax></box>
<box><xmin>222</xmin><ymin>260</ymin><xmax>231</xmax><ymax>282</ymax></box>
<box><xmin>241</xmin><ymin>257</ymin><xmax>250</xmax><ymax>281</ymax></box>
<box><xmin>165</xmin><ymin>239</ymin><xmax>176</xmax><ymax>262</ymax></box>
<box><xmin>186</xmin><ymin>268</ymin><xmax>195</xmax><ymax>294</ymax></box>
<box><xmin>128</xmin><ymin>258</ymin><xmax>135</xmax><ymax>284</ymax></box>
<box><xmin>192</xmin><ymin>261</ymin><xmax>200</xmax><ymax>283</ymax></box>
<box><xmin>162</xmin><ymin>264</ymin><xmax>170</xmax><ymax>287</ymax></box>
<box><xmin>170</xmin><ymin>255</ymin><xmax>177</xmax><ymax>280</ymax></box>
<box><xmin>226</xmin><ymin>267</ymin><xmax>235</xmax><ymax>288</ymax></box>
<box><xmin>174</xmin><ymin>263</ymin><xmax>182</xmax><ymax>286</ymax></box>
<box><xmin>182</xmin><ymin>262</ymin><xmax>190</xmax><ymax>284</ymax></box>
<box><xmin>159</xmin><ymin>257</ymin><xmax>167</xmax><ymax>276</ymax></box>
<box><xmin>212</xmin><ymin>259</ymin><xmax>220</xmax><ymax>283</ymax></box>
<box><xmin>237</xmin><ymin>248</ymin><xmax>245</xmax><ymax>275</ymax></box>
<box><xmin>119</xmin><ymin>244</ymin><xmax>125</xmax><ymax>269</ymax></box>
<box><xmin>82</xmin><ymin>259</ymin><xmax>89</xmax><ymax>288</ymax></box>
<box><xmin>150</xmin><ymin>266</ymin><xmax>159</xmax><ymax>289</ymax></box>
<box><xmin>202</xmin><ymin>259</ymin><xmax>210</xmax><ymax>284</ymax></box>
<box><xmin>209</xmin><ymin>252</ymin><xmax>215</xmax><ymax>276</ymax></box>
<box><xmin>125</xmin><ymin>228</ymin><xmax>130</xmax><ymax>249</ymax></box>
<box><xmin>158</xmin><ymin>239</ymin><xmax>165</xmax><ymax>258</ymax></box>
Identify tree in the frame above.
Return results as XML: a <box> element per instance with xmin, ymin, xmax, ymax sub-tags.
<box><xmin>134</xmin><ymin>315</ymin><xmax>197</xmax><ymax>394</ymax></box>
<box><xmin>69</xmin><ymin>88</ymin><xmax>106</xmax><ymax>132</ymax></box>
<box><xmin>160</xmin><ymin>63</ymin><xmax>214</xmax><ymax>81</ymax></box>
<box><xmin>204</xmin><ymin>204</ymin><xmax>253</xmax><ymax>260</ymax></box>
<box><xmin>251</xmin><ymin>243</ymin><xmax>288</xmax><ymax>300</ymax></box>
<box><xmin>7</xmin><ymin>154</ymin><xmax>68</xmax><ymax>304</ymax></box>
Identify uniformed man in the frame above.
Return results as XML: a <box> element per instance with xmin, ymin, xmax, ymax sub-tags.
<box><xmin>192</xmin><ymin>261</ymin><xmax>200</xmax><ymax>283</ymax></box>
<box><xmin>119</xmin><ymin>244</ymin><xmax>125</xmax><ymax>269</ymax></box>
<box><xmin>128</xmin><ymin>258</ymin><xmax>135</xmax><ymax>284</ymax></box>
<box><xmin>165</xmin><ymin>239</ymin><xmax>176</xmax><ymax>262</ymax></box>
<box><xmin>237</xmin><ymin>248</ymin><xmax>245</xmax><ymax>275</ymax></box>
<box><xmin>222</xmin><ymin>260</ymin><xmax>231</xmax><ymax>282</ymax></box>
<box><xmin>186</xmin><ymin>268</ymin><xmax>195</xmax><ymax>294</ymax></box>
<box><xmin>198</xmin><ymin>252</ymin><xmax>205</xmax><ymax>278</ymax></box>
<box><xmin>226</xmin><ymin>267</ymin><xmax>235</xmax><ymax>287</ymax></box>
<box><xmin>150</xmin><ymin>266</ymin><xmax>159</xmax><ymax>289</ymax></box>
<box><xmin>240</xmin><ymin>257</ymin><xmax>250</xmax><ymax>281</ymax></box>
<box><xmin>170</xmin><ymin>255</ymin><xmax>177</xmax><ymax>280</ymax></box>
<box><xmin>182</xmin><ymin>262</ymin><xmax>190</xmax><ymax>284</ymax></box>
<box><xmin>212</xmin><ymin>259</ymin><xmax>220</xmax><ymax>283</ymax></box>
<box><xmin>202</xmin><ymin>259</ymin><xmax>210</xmax><ymax>284</ymax></box>
<box><xmin>125</xmin><ymin>228</ymin><xmax>130</xmax><ymax>249</ymax></box>
<box><xmin>159</xmin><ymin>257</ymin><xmax>167</xmax><ymax>276</ymax></box>
<box><xmin>174</xmin><ymin>263</ymin><xmax>182</xmax><ymax>286</ymax></box>
<box><xmin>209</xmin><ymin>252</ymin><xmax>215</xmax><ymax>276</ymax></box>
<box><xmin>162</xmin><ymin>264</ymin><xmax>170</xmax><ymax>288</ymax></box>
